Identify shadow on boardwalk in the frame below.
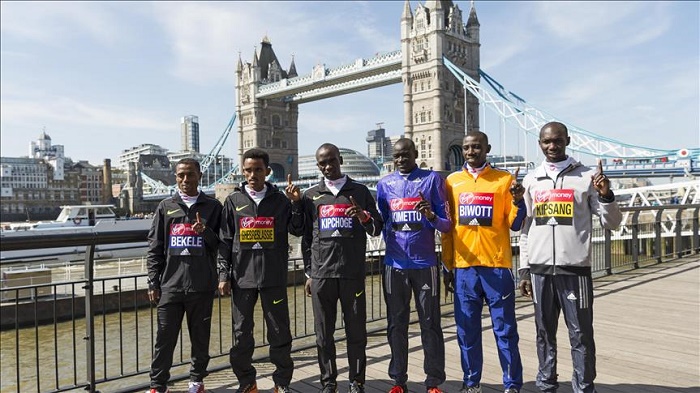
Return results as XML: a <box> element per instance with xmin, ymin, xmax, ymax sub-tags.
<box><xmin>162</xmin><ymin>257</ymin><xmax>699</xmax><ymax>393</ymax></box>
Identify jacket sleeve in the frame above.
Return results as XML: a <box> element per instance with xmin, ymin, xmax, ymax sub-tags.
<box><xmin>217</xmin><ymin>197</ymin><xmax>235</xmax><ymax>282</ymax></box>
<box><xmin>505</xmin><ymin>175</ymin><xmax>526</xmax><ymax>231</ymax></box>
<box><xmin>440</xmin><ymin>178</ymin><xmax>455</xmax><ymax>270</ymax></box>
<box><xmin>590</xmin><ymin>187</ymin><xmax>623</xmax><ymax>230</ymax></box>
<box><xmin>300</xmin><ymin>194</ymin><xmax>314</xmax><ymax>277</ymax></box>
<box><xmin>146</xmin><ymin>202</ymin><xmax>166</xmax><ymax>289</ymax></box>
<box><xmin>429</xmin><ymin>174</ymin><xmax>451</xmax><ymax>234</ymax></box>
<box><xmin>376</xmin><ymin>182</ymin><xmax>390</xmax><ymax>240</ymax></box>
<box><xmin>361</xmin><ymin>187</ymin><xmax>383</xmax><ymax>237</ymax></box>
<box><xmin>200</xmin><ymin>200</ymin><xmax>222</xmax><ymax>255</ymax></box>
<box><xmin>288</xmin><ymin>199</ymin><xmax>305</xmax><ymax>237</ymax></box>
<box><xmin>518</xmin><ymin>179</ymin><xmax>533</xmax><ymax>280</ymax></box>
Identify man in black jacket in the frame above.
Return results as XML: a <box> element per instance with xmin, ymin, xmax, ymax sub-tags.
<box><xmin>301</xmin><ymin>143</ymin><xmax>383</xmax><ymax>393</ymax></box>
<box><xmin>218</xmin><ymin>149</ymin><xmax>304</xmax><ymax>393</ymax></box>
<box><xmin>147</xmin><ymin>158</ymin><xmax>222</xmax><ymax>393</ymax></box>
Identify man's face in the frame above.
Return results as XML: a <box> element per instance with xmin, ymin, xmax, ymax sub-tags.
<box><xmin>175</xmin><ymin>163</ymin><xmax>201</xmax><ymax>196</ymax></box>
<box><xmin>316</xmin><ymin>147</ymin><xmax>343</xmax><ymax>180</ymax></box>
<box><xmin>242</xmin><ymin>158</ymin><xmax>270</xmax><ymax>191</ymax></box>
<box><xmin>462</xmin><ymin>134</ymin><xmax>490</xmax><ymax>168</ymax></box>
<box><xmin>539</xmin><ymin>126</ymin><xmax>570</xmax><ymax>163</ymax></box>
<box><xmin>392</xmin><ymin>141</ymin><xmax>417</xmax><ymax>174</ymax></box>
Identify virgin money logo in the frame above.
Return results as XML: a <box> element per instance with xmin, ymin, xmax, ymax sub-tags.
<box><xmin>171</xmin><ymin>223</ymin><xmax>188</xmax><ymax>235</ymax></box>
<box><xmin>319</xmin><ymin>204</ymin><xmax>349</xmax><ymax>217</ymax></box>
<box><xmin>535</xmin><ymin>190</ymin><xmax>551</xmax><ymax>203</ymax></box>
<box><xmin>390</xmin><ymin>198</ymin><xmax>419</xmax><ymax>211</ymax></box>
<box><xmin>459</xmin><ymin>193</ymin><xmax>475</xmax><ymax>205</ymax></box>
<box><xmin>240</xmin><ymin>217</ymin><xmax>274</xmax><ymax>228</ymax></box>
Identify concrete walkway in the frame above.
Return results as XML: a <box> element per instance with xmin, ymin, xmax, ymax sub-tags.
<box><xmin>165</xmin><ymin>257</ymin><xmax>700</xmax><ymax>393</ymax></box>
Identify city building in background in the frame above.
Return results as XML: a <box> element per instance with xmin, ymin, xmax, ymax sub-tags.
<box><xmin>117</xmin><ymin>144</ymin><xmax>168</xmax><ymax>170</ymax></box>
<box><xmin>181</xmin><ymin>115</ymin><xmax>200</xmax><ymax>153</ymax></box>
<box><xmin>29</xmin><ymin>129</ymin><xmax>65</xmax><ymax>180</ymax></box>
<box><xmin>297</xmin><ymin>148</ymin><xmax>379</xmax><ymax>180</ymax></box>
<box><xmin>366</xmin><ymin>124</ymin><xmax>393</xmax><ymax>169</ymax></box>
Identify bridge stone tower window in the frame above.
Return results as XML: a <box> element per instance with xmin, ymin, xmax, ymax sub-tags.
<box><xmin>401</xmin><ymin>0</ymin><xmax>480</xmax><ymax>171</ymax></box>
<box><xmin>236</xmin><ymin>36</ymin><xmax>299</xmax><ymax>181</ymax></box>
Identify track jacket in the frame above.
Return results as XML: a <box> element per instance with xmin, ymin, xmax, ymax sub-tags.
<box><xmin>442</xmin><ymin>164</ymin><xmax>525</xmax><ymax>270</ymax></box>
<box><xmin>147</xmin><ymin>192</ymin><xmax>222</xmax><ymax>293</ymax></box>
<box><xmin>301</xmin><ymin>176</ymin><xmax>383</xmax><ymax>279</ymax></box>
<box><xmin>518</xmin><ymin>160</ymin><xmax>622</xmax><ymax>278</ymax></box>
<box><xmin>376</xmin><ymin>168</ymin><xmax>451</xmax><ymax>269</ymax></box>
<box><xmin>218</xmin><ymin>182</ymin><xmax>304</xmax><ymax>289</ymax></box>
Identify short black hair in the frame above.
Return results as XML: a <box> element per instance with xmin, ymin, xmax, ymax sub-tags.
<box><xmin>243</xmin><ymin>148</ymin><xmax>270</xmax><ymax>167</ymax></box>
<box><xmin>176</xmin><ymin>158</ymin><xmax>201</xmax><ymax>173</ymax></box>
<box><xmin>540</xmin><ymin>121</ymin><xmax>569</xmax><ymax>137</ymax></box>
<box><xmin>394</xmin><ymin>137</ymin><xmax>416</xmax><ymax>150</ymax></box>
<box><xmin>465</xmin><ymin>130</ymin><xmax>489</xmax><ymax>145</ymax></box>
<box><xmin>316</xmin><ymin>143</ymin><xmax>340</xmax><ymax>157</ymax></box>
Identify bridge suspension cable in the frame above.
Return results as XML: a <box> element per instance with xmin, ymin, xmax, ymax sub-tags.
<box><xmin>443</xmin><ymin>56</ymin><xmax>695</xmax><ymax>160</ymax></box>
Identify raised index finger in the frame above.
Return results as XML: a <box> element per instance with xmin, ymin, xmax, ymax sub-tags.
<box><xmin>513</xmin><ymin>167</ymin><xmax>520</xmax><ymax>180</ymax></box>
<box><xmin>287</xmin><ymin>173</ymin><xmax>292</xmax><ymax>186</ymax></box>
<box><xmin>597</xmin><ymin>159</ymin><xmax>604</xmax><ymax>174</ymax></box>
<box><xmin>196</xmin><ymin>211</ymin><xmax>202</xmax><ymax>224</ymax></box>
<box><xmin>349</xmin><ymin>196</ymin><xmax>359</xmax><ymax>207</ymax></box>
<box><xmin>419</xmin><ymin>191</ymin><xmax>426</xmax><ymax>201</ymax></box>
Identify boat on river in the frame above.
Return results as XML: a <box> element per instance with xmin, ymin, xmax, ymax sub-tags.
<box><xmin>0</xmin><ymin>205</ymin><xmax>151</xmax><ymax>263</ymax></box>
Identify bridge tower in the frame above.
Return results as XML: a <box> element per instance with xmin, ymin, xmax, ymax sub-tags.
<box><xmin>401</xmin><ymin>0</ymin><xmax>480</xmax><ymax>171</ymax></box>
<box><xmin>236</xmin><ymin>36</ymin><xmax>299</xmax><ymax>180</ymax></box>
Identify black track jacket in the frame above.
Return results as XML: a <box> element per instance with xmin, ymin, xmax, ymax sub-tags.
<box><xmin>147</xmin><ymin>192</ymin><xmax>223</xmax><ymax>293</ymax></box>
<box><xmin>218</xmin><ymin>182</ymin><xmax>304</xmax><ymax>288</ymax></box>
<box><xmin>301</xmin><ymin>177</ymin><xmax>383</xmax><ymax>280</ymax></box>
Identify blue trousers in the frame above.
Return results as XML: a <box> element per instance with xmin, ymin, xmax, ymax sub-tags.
<box><xmin>453</xmin><ymin>267</ymin><xmax>523</xmax><ymax>390</ymax></box>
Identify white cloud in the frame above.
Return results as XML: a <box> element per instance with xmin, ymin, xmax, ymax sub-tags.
<box><xmin>535</xmin><ymin>2</ymin><xmax>671</xmax><ymax>49</ymax></box>
<box><xmin>0</xmin><ymin>2</ymin><xmax>129</xmax><ymax>47</ymax></box>
<box><xmin>0</xmin><ymin>90</ymin><xmax>172</xmax><ymax>132</ymax></box>
<box><xmin>150</xmin><ymin>2</ymin><xmax>398</xmax><ymax>86</ymax></box>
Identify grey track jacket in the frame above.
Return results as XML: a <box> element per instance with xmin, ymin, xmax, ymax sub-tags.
<box><xmin>518</xmin><ymin>160</ymin><xmax>622</xmax><ymax>278</ymax></box>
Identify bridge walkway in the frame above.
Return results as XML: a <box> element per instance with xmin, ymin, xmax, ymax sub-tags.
<box><xmin>164</xmin><ymin>256</ymin><xmax>699</xmax><ymax>393</ymax></box>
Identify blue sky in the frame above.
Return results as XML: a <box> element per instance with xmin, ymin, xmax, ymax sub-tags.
<box><xmin>1</xmin><ymin>1</ymin><xmax>698</xmax><ymax>167</ymax></box>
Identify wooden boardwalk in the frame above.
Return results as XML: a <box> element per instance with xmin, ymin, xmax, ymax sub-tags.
<box><xmin>167</xmin><ymin>257</ymin><xmax>700</xmax><ymax>393</ymax></box>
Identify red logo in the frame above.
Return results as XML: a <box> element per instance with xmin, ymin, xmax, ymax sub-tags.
<box><xmin>535</xmin><ymin>190</ymin><xmax>551</xmax><ymax>203</ymax></box>
<box><xmin>240</xmin><ymin>217</ymin><xmax>274</xmax><ymax>228</ymax></box>
<box><xmin>459</xmin><ymin>193</ymin><xmax>474</xmax><ymax>205</ymax></box>
<box><xmin>171</xmin><ymin>223</ymin><xmax>187</xmax><ymax>235</ymax></box>
<box><xmin>390</xmin><ymin>197</ymin><xmax>420</xmax><ymax>211</ymax></box>
<box><xmin>319</xmin><ymin>204</ymin><xmax>350</xmax><ymax>217</ymax></box>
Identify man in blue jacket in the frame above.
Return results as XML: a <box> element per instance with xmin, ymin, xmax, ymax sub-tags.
<box><xmin>376</xmin><ymin>138</ymin><xmax>451</xmax><ymax>393</ymax></box>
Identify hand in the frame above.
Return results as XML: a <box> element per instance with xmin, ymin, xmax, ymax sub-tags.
<box><xmin>148</xmin><ymin>288</ymin><xmax>161</xmax><ymax>305</ymax></box>
<box><xmin>510</xmin><ymin>167</ymin><xmax>524</xmax><ymax>203</ymax></box>
<box><xmin>591</xmin><ymin>159</ymin><xmax>611</xmax><ymax>197</ymax></box>
<box><xmin>519</xmin><ymin>279</ymin><xmax>532</xmax><ymax>298</ymax></box>
<box><xmin>192</xmin><ymin>212</ymin><xmax>206</xmax><ymax>234</ymax></box>
<box><xmin>416</xmin><ymin>191</ymin><xmax>436</xmax><ymax>221</ymax></box>
<box><xmin>304</xmin><ymin>278</ymin><xmax>312</xmax><ymax>297</ymax></box>
<box><xmin>218</xmin><ymin>281</ymin><xmax>231</xmax><ymax>296</ymax></box>
<box><xmin>443</xmin><ymin>270</ymin><xmax>454</xmax><ymax>293</ymax></box>
<box><xmin>346</xmin><ymin>196</ymin><xmax>369</xmax><ymax>222</ymax></box>
<box><xmin>285</xmin><ymin>174</ymin><xmax>301</xmax><ymax>202</ymax></box>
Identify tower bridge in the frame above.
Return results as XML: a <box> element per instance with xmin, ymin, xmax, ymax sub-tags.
<box><xmin>134</xmin><ymin>0</ymin><xmax>698</xmax><ymax>210</ymax></box>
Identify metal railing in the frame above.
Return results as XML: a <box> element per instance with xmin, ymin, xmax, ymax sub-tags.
<box><xmin>1</xmin><ymin>204</ymin><xmax>698</xmax><ymax>392</ymax></box>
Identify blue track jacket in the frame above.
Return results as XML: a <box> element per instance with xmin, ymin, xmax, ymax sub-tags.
<box><xmin>377</xmin><ymin>168</ymin><xmax>451</xmax><ymax>269</ymax></box>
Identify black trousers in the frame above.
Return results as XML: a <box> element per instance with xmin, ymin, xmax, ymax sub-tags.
<box><xmin>229</xmin><ymin>285</ymin><xmax>293</xmax><ymax>387</ymax></box>
<box><xmin>383</xmin><ymin>265</ymin><xmax>445</xmax><ymax>387</ymax></box>
<box><xmin>149</xmin><ymin>291</ymin><xmax>214</xmax><ymax>390</ymax></box>
<box><xmin>531</xmin><ymin>273</ymin><xmax>596</xmax><ymax>393</ymax></box>
<box><xmin>311</xmin><ymin>277</ymin><xmax>367</xmax><ymax>387</ymax></box>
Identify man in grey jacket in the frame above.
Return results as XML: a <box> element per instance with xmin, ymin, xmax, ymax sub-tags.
<box><xmin>518</xmin><ymin>122</ymin><xmax>622</xmax><ymax>393</ymax></box>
